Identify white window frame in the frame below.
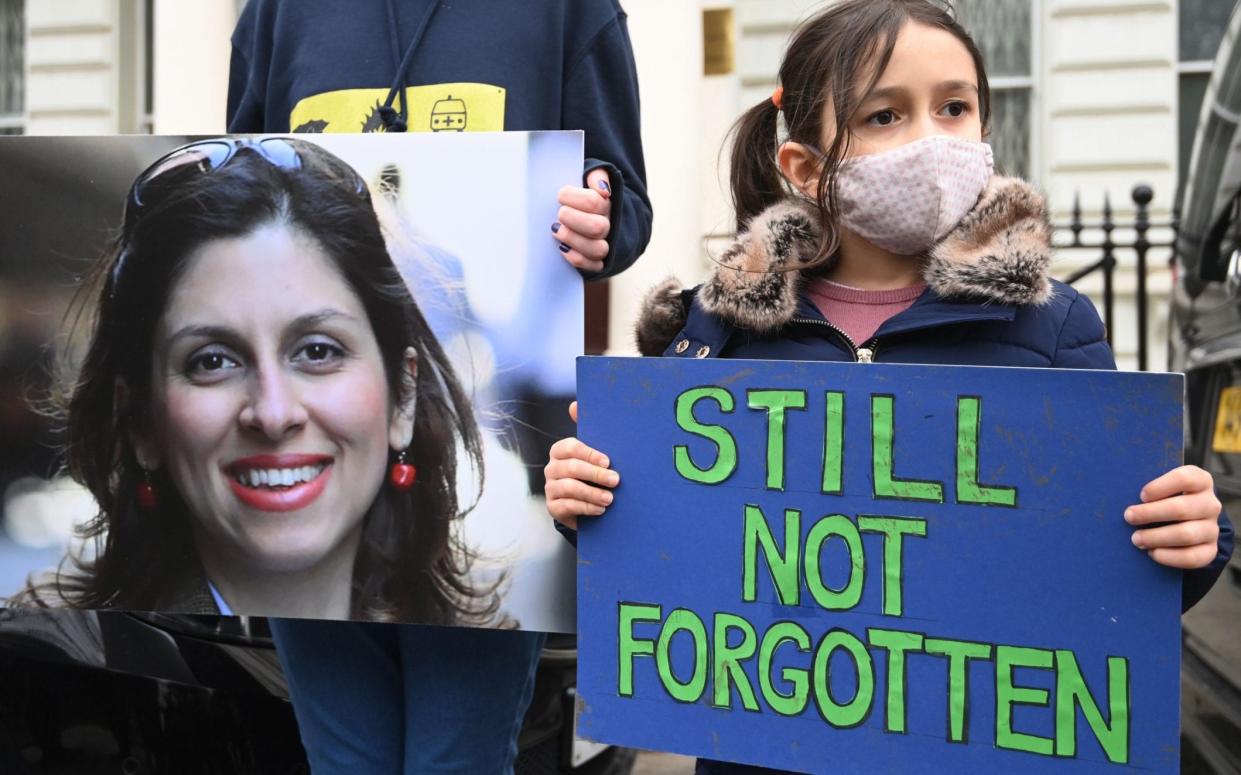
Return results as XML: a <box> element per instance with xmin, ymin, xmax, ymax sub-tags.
<box><xmin>118</xmin><ymin>0</ymin><xmax>154</xmax><ymax>134</ymax></box>
<box><xmin>990</xmin><ymin>75</ymin><xmax>1038</xmax><ymax>182</ymax></box>
<box><xmin>950</xmin><ymin>0</ymin><xmax>1041</xmax><ymax>182</ymax></box>
<box><xmin>139</xmin><ymin>0</ymin><xmax>154</xmax><ymax>133</ymax></box>
<box><xmin>980</xmin><ymin>0</ymin><xmax>1040</xmax><ymax>183</ymax></box>
<box><xmin>1175</xmin><ymin>0</ymin><xmax>1234</xmax><ymax>190</ymax></box>
<box><xmin>0</xmin><ymin>0</ymin><xmax>25</xmax><ymax>134</ymax></box>
<box><xmin>1175</xmin><ymin>59</ymin><xmax>1215</xmax><ymax>193</ymax></box>
<box><xmin>1179</xmin><ymin>61</ymin><xmax>1215</xmax><ymax>75</ymax></box>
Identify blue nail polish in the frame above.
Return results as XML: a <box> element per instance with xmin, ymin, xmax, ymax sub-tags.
<box><xmin>551</xmin><ymin>222</ymin><xmax>561</xmax><ymax>233</ymax></box>
<box><xmin>558</xmin><ymin>242</ymin><xmax>571</xmax><ymax>253</ymax></box>
<box><xmin>598</xmin><ymin>180</ymin><xmax>611</xmax><ymax>193</ymax></box>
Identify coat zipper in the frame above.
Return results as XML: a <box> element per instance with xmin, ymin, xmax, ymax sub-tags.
<box><xmin>791</xmin><ymin>317</ymin><xmax>880</xmax><ymax>363</ymax></box>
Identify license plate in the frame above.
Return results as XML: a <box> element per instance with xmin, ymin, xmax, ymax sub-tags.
<box><xmin>1212</xmin><ymin>385</ymin><xmax>1241</xmax><ymax>453</ymax></box>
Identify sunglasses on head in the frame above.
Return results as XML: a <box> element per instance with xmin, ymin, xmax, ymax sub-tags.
<box><xmin>111</xmin><ymin>137</ymin><xmax>367</xmax><ymax>298</ymax></box>
<box><xmin>128</xmin><ymin>137</ymin><xmax>301</xmax><ymax>208</ymax></box>
<box><xmin>126</xmin><ymin>136</ymin><xmax>365</xmax><ymax>211</ymax></box>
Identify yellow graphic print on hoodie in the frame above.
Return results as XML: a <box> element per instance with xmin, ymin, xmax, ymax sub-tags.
<box><xmin>289</xmin><ymin>83</ymin><xmax>506</xmax><ymax>133</ymax></box>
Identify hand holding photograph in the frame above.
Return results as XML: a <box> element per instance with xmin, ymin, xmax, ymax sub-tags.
<box><xmin>0</xmin><ymin>131</ymin><xmax>582</xmax><ymax>632</ymax></box>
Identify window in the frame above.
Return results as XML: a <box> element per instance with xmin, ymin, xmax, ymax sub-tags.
<box><xmin>0</xmin><ymin>0</ymin><xmax>22</xmax><ymax>136</ymax></box>
<box><xmin>143</xmin><ymin>0</ymin><xmax>153</xmax><ymax>131</ymax></box>
<box><xmin>953</xmin><ymin>0</ymin><xmax>1035</xmax><ymax>179</ymax></box>
<box><xmin>116</xmin><ymin>0</ymin><xmax>155</xmax><ymax>133</ymax></box>
<box><xmin>1178</xmin><ymin>0</ymin><xmax>1233</xmax><ymax>188</ymax></box>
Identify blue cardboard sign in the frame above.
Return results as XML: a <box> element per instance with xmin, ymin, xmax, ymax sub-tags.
<box><xmin>576</xmin><ymin>357</ymin><xmax>1182</xmax><ymax>774</ymax></box>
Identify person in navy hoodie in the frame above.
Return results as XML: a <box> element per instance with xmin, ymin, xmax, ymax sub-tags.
<box><xmin>228</xmin><ymin>0</ymin><xmax>649</xmax><ymax>278</ymax></box>
<box><xmin>227</xmin><ymin>1</ymin><xmax>651</xmax><ymax>772</ymax></box>
<box><xmin>544</xmin><ymin>2</ymin><xmax>1233</xmax><ymax>773</ymax></box>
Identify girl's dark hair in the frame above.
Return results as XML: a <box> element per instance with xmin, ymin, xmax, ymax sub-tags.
<box><xmin>19</xmin><ymin>138</ymin><xmax>495</xmax><ymax>625</ymax></box>
<box><xmin>729</xmin><ymin>0</ymin><xmax>991</xmax><ymax>259</ymax></box>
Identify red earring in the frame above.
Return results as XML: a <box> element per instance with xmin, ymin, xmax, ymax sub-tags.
<box><xmin>389</xmin><ymin>450</ymin><xmax>417</xmax><ymax>491</ymax></box>
<box><xmin>137</xmin><ymin>470</ymin><xmax>159</xmax><ymax>511</ymax></box>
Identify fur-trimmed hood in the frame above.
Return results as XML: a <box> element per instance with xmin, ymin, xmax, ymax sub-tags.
<box><xmin>635</xmin><ymin>175</ymin><xmax>1053</xmax><ymax>356</ymax></box>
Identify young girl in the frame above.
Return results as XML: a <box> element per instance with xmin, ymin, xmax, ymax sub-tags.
<box><xmin>546</xmin><ymin>1</ymin><xmax>1233</xmax><ymax>772</ymax></box>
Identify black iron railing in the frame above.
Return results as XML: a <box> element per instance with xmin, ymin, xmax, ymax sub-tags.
<box><xmin>1055</xmin><ymin>184</ymin><xmax>1178</xmax><ymax>371</ymax></box>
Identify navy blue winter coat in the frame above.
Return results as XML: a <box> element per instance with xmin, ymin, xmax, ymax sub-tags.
<box><xmin>633</xmin><ymin>179</ymin><xmax>1233</xmax><ymax>614</ymax></box>
<box><xmin>629</xmin><ymin>178</ymin><xmax>1234</xmax><ymax>775</ymax></box>
<box><xmin>227</xmin><ymin>0</ymin><xmax>651</xmax><ymax>279</ymax></box>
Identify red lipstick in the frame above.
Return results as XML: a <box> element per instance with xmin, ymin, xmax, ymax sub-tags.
<box><xmin>225</xmin><ymin>454</ymin><xmax>334</xmax><ymax>513</ymax></box>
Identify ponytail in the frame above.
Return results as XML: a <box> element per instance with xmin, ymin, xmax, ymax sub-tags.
<box><xmin>728</xmin><ymin>98</ymin><xmax>786</xmax><ymax>232</ymax></box>
<box><xmin>724</xmin><ymin>0</ymin><xmax>992</xmax><ymax>250</ymax></box>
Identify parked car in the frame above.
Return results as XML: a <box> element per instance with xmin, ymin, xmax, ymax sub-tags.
<box><xmin>0</xmin><ymin>609</ymin><xmax>633</xmax><ymax>774</ymax></box>
<box><xmin>1167</xmin><ymin>3</ymin><xmax>1241</xmax><ymax>773</ymax></box>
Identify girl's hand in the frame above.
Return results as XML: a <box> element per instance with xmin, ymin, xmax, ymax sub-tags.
<box><xmin>552</xmin><ymin>169</ymin><xmax>612</xmax><ymax>273</ymax></box>
<box><xmin>544</xmin><ymin>401</ymin><xmax>619</xmax><ymax>530</ymax></box>
<box><xmin>1125</xmin><ymin>465</ymin><xmax>1221</xmax><ymax>569</ymax></box>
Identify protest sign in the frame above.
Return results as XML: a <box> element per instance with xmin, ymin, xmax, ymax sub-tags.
<box><xmin>576</xmin><ymin>357</ymin><xmax>1182</xmax><ymax>773</ymax></box>
<box><xmin>0</xmin><ymin>132</ymin><xmax>580</xmax><ymax>630</ymax></box>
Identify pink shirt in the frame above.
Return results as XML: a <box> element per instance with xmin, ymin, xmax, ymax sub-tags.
<box><xmin>804</xmin><ymin>279</ymin><xmax>927</xmax><ymax>347</ymax></box>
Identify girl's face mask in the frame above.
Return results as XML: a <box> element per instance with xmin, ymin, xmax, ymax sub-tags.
<box><xmin>834</xmin><ymin>135</ymin><xmax>994</xmax><ymax>255</ymax></box>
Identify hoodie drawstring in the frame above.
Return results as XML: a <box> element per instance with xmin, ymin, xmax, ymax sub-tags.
<box><xmin>380</xmin><ymin>0</ymin><xmax>442</xmax><ymax>132</ymax></box>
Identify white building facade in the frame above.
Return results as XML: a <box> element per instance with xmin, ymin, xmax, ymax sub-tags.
<box><xmin>0</xmin><ymin>0</ymin><xmax>1232</xmax><ymax>369</ymax></box>
<box><xmin>622</xmin><ymin>0</ymin><xmax>1233</xmax><ymax>371</ymax></box>
<box><xmin>0</xmin><ymin>0</ymin><xmax>236</xmax><ymax>135</ymax></box>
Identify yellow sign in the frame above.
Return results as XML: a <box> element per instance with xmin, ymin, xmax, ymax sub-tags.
<box><xmin>1212</xmin><ymin>385</ymin><xmax>1241</xmax><ymax>453</ymax></box>
<box><xmin>288</xmin><ymin>83</ymin><xmax>506</xmax><ymax>134</ymax></box>
<box><xmin>703</xmin><ymin>8</ymin><xmax>735</xmax><ymax>76</ymax></box>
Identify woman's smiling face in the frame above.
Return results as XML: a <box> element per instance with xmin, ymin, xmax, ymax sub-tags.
<box><xmin>138</xmin><ymin>222</ymin><xmax>412</xmax><ymax>578</ymax></box>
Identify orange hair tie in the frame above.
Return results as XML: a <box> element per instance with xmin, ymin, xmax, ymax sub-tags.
<box><xmin>771</xmin><ymin>85</ymin><xmax>784</xmax><ymax>110</ymax></box>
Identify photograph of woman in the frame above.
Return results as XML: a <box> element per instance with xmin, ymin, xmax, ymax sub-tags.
<box><xmin>1</xmin><ymin>133</ymin><xmax>580</xmax><ymax>628</ymax></box>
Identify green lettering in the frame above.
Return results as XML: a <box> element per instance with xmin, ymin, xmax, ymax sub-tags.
<box><xmin>712</xmin><ymin>613</ymin><xmax>760</xmax><ymax>711</ymax></box>
<box><xmin>857</xmin><ymin>516</ymin><xmax>927</xmax><ymax>616</ymax></box>
<box><xmin>805</xmin><ymin>515</ymin><xmax>864</xmax><ymax>611</ymax></box>
<box><xmin>1054</xmin><ymin>651</ymin><xmax>1129</xmax><ymax>764</ymax></box>
<box><xmin>758</xmin><ymin>621</ymin><xmax>812</xmax><ymax>717</ymax></box>
<box><xmin>822</xmin><ymin>391</ymin><xmax>844</xmax><ymax>494</ymax></box>
<box><xmin>871</xmin><ymin>395</ymin><xmax>944</xmax><ymax>502</ymax></box>
<box><xmin>655</xmin><ymin>609</ymin><xmax>709</xmax><ymax>703</ymax></box>
<box><xmin>618</xmin><ymin>603</ymin><xmax>662</xmax><ymax>697</ymax></box>
<box><xmin>812</xmin><ymin>629</ymin><xmax>875</xmax><ymax>728</ymax></box>
<box><xmin>747</xmin><ymin>389</ymin><xmax>807</xmax><ymax>491</ymax></box>
<box><xmin>924</xmin><ymin>637</ymin><xmax>994</xmax><ymax>743</ymax></box>
<box><xmin>995</xmin><ymin>645</ymin><xmax>1055</xmax><ymax>756</ymax></box>
<box><xmin>956</xmin><ymin>397</ymin><xmax>1017</xmax><ymax>507</ymax></box>
<box><xmin>674</xmin><ymin>387</ymin><xmax>737</xmax><ymax>485</ymax></box>
<box><xmin>742</xmin><ymin>504</ymin><xmax>801</xmax><ymax>606</ymax></box>
<box><xmin>867</xmin><ymin>629</ymin><xmax>925</xmax><ymax>734</ymax></box>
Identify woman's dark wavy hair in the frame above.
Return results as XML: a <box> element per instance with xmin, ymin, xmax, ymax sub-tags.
<box><xmin>16</xmin><ymin>138</ymin><xmax>495</xmax><ymax>625</ymax></box>
<box><xmin>729</xmin><ymin>0</ymin><xmax>991</xmax><ymax>261</ymax></box>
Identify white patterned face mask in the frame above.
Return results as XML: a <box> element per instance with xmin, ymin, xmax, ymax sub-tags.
<box><xmin>833</xmin><ymin>135</ymin><xmax>994</xmax><ymax>255</ymax></box>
